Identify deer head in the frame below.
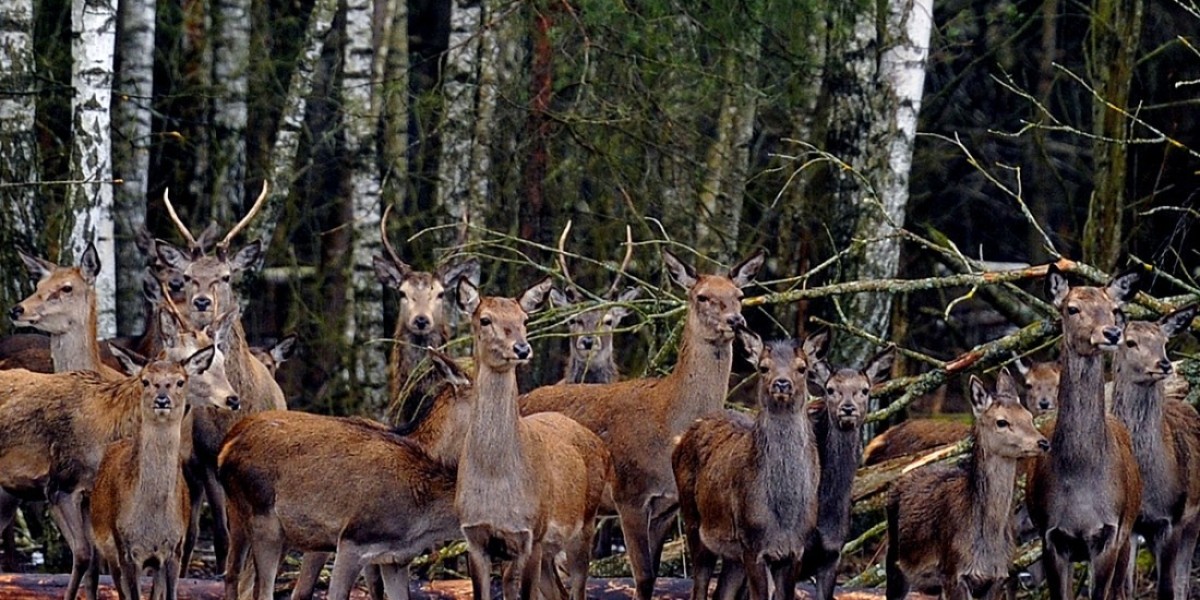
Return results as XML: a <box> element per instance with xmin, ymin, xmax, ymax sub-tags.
<box><xmin>968</xmin><ymin>368</ymin><xmax>1049</xmax><ymax>458</ymax></box>
<box><xmin>739</xmin><ymin>330</ymin><xmax>826</xmax><ymax>413</ymax></box>
<box><xmin>811</xmin><ymin>345</ymin><xmax>893</xmax><ymax>430</ymax></box>
<box><xmin>1114</xmin><ymin>304</ymin><xmax>1197</xmax><ymax>386</ymax></box>
<box><xmin>156</xmin><ymin>299</ymin><xmax>242</xmax><ymax>411</ymax></box>
<box><xmin>456</xmin><ymin>278</ymin><xmax>553</xmax><ymax>372</ymax></box>
<box><xmin>1046</xmin><ymin>264</ymin><xmax>1139</xmax><ymax>356</ymax></box>
<box><xmin>1014</xmin><ymin>358</ymin><xmax>1060</xmax><ymax>416</ymax></box>
<box><xmin>10</xmin><ymin>243</ymin><xmax>101</xmax><ymax>333</ymax></box>
<box><xmin>663</xmin><ymin>248</ymin><xmax>764</xmax><ymax>344</ymax></box>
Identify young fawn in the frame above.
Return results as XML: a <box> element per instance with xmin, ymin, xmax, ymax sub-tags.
<box><xmin>87</xmin><ymin>349</ymin><xmax>222</xmax><ymax>600</ymax></box>
<box><xmin>1111</xmin><ymin>303</ymin><xmax>1200</xmax><ymax>600</ymax></box>
<box><xmin>455</xmin><ymin>277</ymin><xmax>613</xmax><ymax>600</ymax></box>
<box><xmin>1027</xmin><ymin>265</ymin><xmax>1142</xmax><ymax>600</ymax></box>
<box><xmin>887</xmin><ymin>369</ymin><xmax>1049</xmax><ymax>600</ymax></box>
<box><xmin>672</xmin><ymin>331</ymin><xmax>823</xmax><ymax>600</ymax></box>
<box><xmin>520</xmin><ymin>249</ymin><xmax>764</xmax><ymax>600</ymax></box>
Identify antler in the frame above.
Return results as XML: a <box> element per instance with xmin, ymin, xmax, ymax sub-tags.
<box><xmin>163</xmin><ymin>188</ymin><xmax>199</xmax><ymax>249</ymax></box>
<box><xmin>380</xmin><ymin>203</ymin><xmax>406</xmax><ymax>269</ymax></box>
<box><xmin>556</xmin><ymin>220</ymin><xmax>577</xmax><ymax>292</ymax></box>
<box><xmin>218</xmin><ymin>180</ymin><xmax>269</xmax><ymax>249</ymax></box>
<box><xmin>604</xmin><ymin>225</ymin><xmax>634</xmax><ymax>300</ymax></box>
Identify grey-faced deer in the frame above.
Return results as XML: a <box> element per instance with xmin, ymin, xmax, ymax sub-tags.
<box><xmin>1015</xmin><ymin>358</ymin><xmax>1060</xmax><ymax>416</ymax></box>
<box><xmin>248</xmin><ymin>335</ymin><xmax>297</xmax><ymax>377</ymax></box>
<box><xmin>1111</xmin><ymin>304</ymin><xmax>1200</xmax><ymax>600</ymax></box>
<box><xmin>519</xmin><ymin>248</ymin><xmax>764</xmax><ymax>600</ymax></box>
<box><xmin>672</xmin><ymin>331</ymin><xmax>822</xmax><ymax>600</ymax></box>
<box><xmin>87</xmin><ymin>352</ymin><xmax>223</xmax><ymax>600</ymax></box>
<box><xmin>10</xmin><ymin>243</ymin><xmax>123</xmax><ymax>379</ymax></box>
<box><xmin>154</xmin><ymin>184</ymin><xmax>287</xmax><ymax>571</ymax></box>
<box><xmin>1027</xmin><ymin>265</ymin><xmax>1142</xmax><ymax>600</ymax></box>
<box><xmin>887</xmin><ymin>369</ymin><xmax>1049</xmax><ymax>600</ymax></box>
<box><xmin>455</xmin><ymin>277</ymin><xmax>613</xmax><ymax>600</ymax></box>
<box><xmin>373</xmin><ymin>204</ymin><xmax>480</xmax><ymax>419</ymax></box>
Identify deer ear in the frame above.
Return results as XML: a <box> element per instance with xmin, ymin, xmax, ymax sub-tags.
<box><xmin>156</xmin><ymin>240</ymin><xmax>191</xmax><ymax>271</ymax></box>
<box><xmin>1013</xmin><ymin>355</ymin><xmax>1031</xmax><ymax>378</ymax></box>
<box><xmin>439</xmin><ymin>259</ymin><xmax>480</xmax><ymax>289</ymax></box>
<box><xmin>373</xmin><ymin>254</ymin><xmax>408</xmax><ymax>289</ymax></box>
<box><xmin>802</xmin><ymin>331</ymin><xmax>829</xmax><ymax>362</ymax></box>
<box><xmin>1046</xmin><ymin>264</ymin><xmax>1069</xmax><ymax>308</ymax></box>
<box><xmin>729</xmin><ymin>249</ymin><xmax>766</xmax><ymax>288</ymax></box>
<box><xmin>864</xmin><ymin>346</ymin><xmax>894</xmax><ymax>385</ymax></box>
<box><xmin>210</xmin><ymin>306</ymin><xmax>240</xmax><ymax>349</ymax></box>
<box><xmin>608</xmin><ymin>287</ymin><xmax>642</xmax><ymax>322</ymax></box>
<box><xmin>456</xmin><ymin>278</ymin><xmax>481</xmax><ymax>315</ymax></box>
<box><xmin>995</xmin><ymin>367</ymin><xmax>1020</xmax><ymax>399</ymax></box>
<box><xmin>662</xmin><ymin>250</ymin><xmax>698</xmax><ymax>290</ymax></box>
<box><xmin>1106</xmin><ymin>269</ymin><xmax>1140</xmax><ymax>306</ymax></box>
<box><xmin>968</xmin><ymin>375</ymin><xmax>992</xmax><ymax>418</ymax></box>
<box><xmin>548</xmin><ymin>288</ymin><xmax>571</xmax><ymax>309</ymax></box>
<box><xmin>141</xmin><ymin>270</ymin><xmax>164</xmax><ymax>303</ymax></box>
<box><xmin>135</xmin><ymin>226</ymin><xmax>157</xmax><ymax>261</ymax></box>
<box><xmin>18</xmin><ymin>249</ymin><xmax>55</xmax><ymax>280</ymax></box>
<box><xmin>270</xmin><ymin>335</ymin><xmax>298</xmax><ymax>364</ymax></box>
<box><xmin>195</xmin><ymin>222</ymin><xmax>221</xmax><ymax>253</ymax></box>
<box><xmin>79</xmin><ymin>242</ymin><xmax>101</xmax><ymax>284</ymax></box>
<box><xmin>1160</xmin><ymin>304</ymin><xmax>1198</xmax><ymax>338</ymax></box>
<box><xmin>229</xmin><ymin>240</ymin><xmax>262</xmax><ymax>273</ymax></box>
<box><xmin>808</xmin><ymin>360</ymin><xmax>832</xmax><ymax>389</ymax></box>
<box><xmin>183</xmin><ymin>345</ymin><xmax>216</xmax><ymax>377</ymax></box>
<box><xmin>519</xmin><ymin>277</ymin><xmax>554</xmax><ymax>314</ymax></box>
<box><xmin>428</xmin><ymin>349</ymin><xmax>472</xmax><ymax>388</ymax></box>
<box><xmin>158</xmin><ymin>308</ymin><xmax>184</xmax><ymax>348</ymax></box>
<box><xmin>109</xmin><ymin>344</ymin><xmax>148</xmax><ymax>376</ymax></box>
<box><xmin>737</xmin><ymin>329</ymin><xmax>763</xmax><ymax>363</ymax></box>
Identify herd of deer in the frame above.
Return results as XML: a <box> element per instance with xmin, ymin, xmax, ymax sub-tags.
<box><xmin>0</xmin><ymin>188</ymin><xmax>1196</xmax><ymax>600</ymax></box>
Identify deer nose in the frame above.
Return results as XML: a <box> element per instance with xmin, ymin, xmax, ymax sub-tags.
<box><xmin>412</xmin><ymin>315</ymin><xmax>431</xmax><ymax>331</ymax></box>
<box><xmin>8</xmin><ymin>305</ymin><xmax>22</xmax><ymax>320</ymax></box>
<box><xmin>154</xmin><ymin>396</ymin><xmax>171</xmax><ymax>409</ymax></box>
<box><xmin>840</xmin><ymin>404</ymin><xmax>856</xmax><ymax>416</ymax></box>
<box><xmin>771</xmin><ymin>379</ymin><xmax>793</xmax><ymax>395</ymax></box>
<box><xmin>1159</xmin><ymin>359</ymin><xmax>1173</xmax><ymax>374</ymax></box>
<box><xmin>226</xmin><ymin>395</ymin><xmax>240</xmax><ymax>410</ymax></box>
<box><xmin>725</xmin><ymin>314</ymin><xmax>746</xmax><ymax>330</ymax></box>
<box><xmin>1037</xmin><ymin>439</ymin><xmax>1051</xmax><ymax>452</ymax></box>
<box><xmin>513</xmin><ymin>342</ymin><xmax>532</xmax><ymax>360</ymax></box>
<box><xmin>1102</xmin><ymin>327</ymin><xmax>1121</xmax><ymax>344</ymax></box>
<box><xmin>169</xmin><ymin>277</ymin><xmax>185</xmax><ymax>293</ymax></box>
<box><xmin>193</xmin><ymin>296</ymin><xmax>212</xmax><ymax>312</ymax></box>
<box><xmin>579</xmin><ymin>337</ymin><xmax>595</xmax><ymax>350</ymax></box>
<box><xmin>1039</xmin><ymin>399</ymin><xmax>1053</xmax><ymax>411</ymax></box>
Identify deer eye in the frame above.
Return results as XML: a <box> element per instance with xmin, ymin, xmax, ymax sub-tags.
<box><xmin>1125</xmin><ymin>340</ymin><xmax>1137</xmax><ymax>348</ymax></box>
<box><xmin>436</xmin><ymin>291</ymin><xmax>445</xmax><ymax>299</ymax></box>
<box><xmin>603</xmin><ymin>317</ymin><xmax>613</xmax><ymax>327</ymax></box>
<box><xmin>141</xmin><ymin>379</ymin><xmax>150</xmax><ymax>388</ymax></box>
<box><xmin>176</xmin><ymin>380</ymin><xmax>185</xmax><ymax>388</ymax></box>
<box><xmin>61</xmin><ymin>285</ymin><xmax>73</xmax><ymax>294</ymax></box>
<box><xmin>860</xmin><ymin>388</ymin><xmax>869</xmax><ymax>395</ymax></box>
<box><xmin>996</xmin><ymin>419</ymin><xmax>1010</xmax><ymax>428</ymax></box>
<box><xmin>758</xmin><ymin>364</ymin><xmax>770</xmax><ymax>374</ymax></box>
<box><xmin>480</xmin><ymin>317</ymin><xmax>492</xmax><ymax>327</ymax></box>
<box><xmin>221</xmin><ymin>275</ymin><xmax>231</xmax><ymax>283</ymax></box>
<box><xmin>1067</xmin><ymin>306</ymin><xmax>1081</xmax><ymax>315</ymax></box>
<box><xmin>826</xmin><ymin>386</ymin><xmax>835</xmax><ymax>395</ymax></box>
<box><xmin>696</xmin><ymin>294</ymin><xmax>709</xmax><ymax>303</ymax></box>
<box><xmin>396</xmin><ymin>291</ymin><xmax>407</xmax><ymax>299</ymax></box>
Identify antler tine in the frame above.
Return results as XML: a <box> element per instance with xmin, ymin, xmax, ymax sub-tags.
<box><xmin>220</xmin><ymin>180</ymin><xmax>270</xmax><ymax>248</ymax></box>
<box><xmin>380</xmin><ymin>203</ymin><xmax>405</xmax><ymax>269</ymax></box>
<box><xmin>604</xmin><ymin>224</ymin><xmax>634</xmax><ymax>300</ymax></box>
<box><xmin>162</xmin><ymin>188</ymin><xmax>199</xmax><ymax>249</ymax></box>
<box><xmin>158</xmin><ymin>281</ymin><xmax>194</xmax><ymax>332</ymax></box>
<box><xmin>556</xmin><ymin>220</ymin><xmax>577</xmax><ymax>292</ymax></box>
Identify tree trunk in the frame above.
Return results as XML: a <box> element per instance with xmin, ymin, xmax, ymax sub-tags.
<box><xmin>250</xmin><ymin>0</ymin><xmax>339</xmax><ymax>250</ymax></box>
<box><xmin>823</xmin><ymin>0</ymin><xmax>932</xmax><ymax>380</ymax></box>
<box><xmin>185</xmin><ymin>0</ymin><xmax>212</xmax><ymax>204</ymax></box>
<box><xmin>68</xmin><ymin>0</ymin><xmax>118</xmax><ymax>338</ymax></box>
<box><xmin>520</xmin><ymin>2</ymin><xmax>553</xmax><ymax>245</ymax></box>
<box><xmin>1082</xmin><ymin>0</ymin><xmax>1143</xmax><ymax>272</ymax></box>
<box><xmin>211</xmin><ymin>0</ymin><xmax>251</xmax><ymax>223</ymax></box>
<box><xmin>112</xmin><ymin>0</ymin><xmax>156</xmax><ymax>335</ymax></box>
<box><xmin>380</xmin><ymin>0</ymin><xmax>409</xmax><ymax>213</ymax></box>
<box><xmin>0</xmin><ymin>0</ymin><xmax>43</xmax><ymax>313</ymax></box>
<box><xmin>438</xmin><ymin>0</ymin><xmax>489</xmax><ymax>244</ymax></box>
<box><xmin>342</xmin><ymin>0</ymin><xmax>386</xmax><ymax>415</ymax></box>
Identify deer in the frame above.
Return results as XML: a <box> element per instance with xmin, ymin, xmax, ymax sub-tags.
<box><xmin>887</xmin><ymin>369</ymin><xmax>1049</xmax><ymax>600</ymax></box>
<box><xmin>862</xmin><ymin>359</ymin><xmax>1059</xmax><ymax>467</ymax></box>
<box><xmin>86</xmin><ymin>351</ymin><xmax>227</xmax><ymax>600</ymax></box>
<box><xmin>1110</xmin><ymin>303</ymin><xmax>1200</xmax><ymax>600</ymax></box>
<box><xmin>1026</xmin><ymin>264</ymin><xmax>1143</xmax><ymax>600</ymax></box>
<box><xmin>154</xmin><ymin>183</ymin><xmax>287</xmax><ymax>571</ymax></box>
<box><xmin>248</xmin><ymin>335</ymin><xmax>297</xmax><ymax>377</ymax></box>
<box><xmin>520</xmin><ymin>248</ymin><xmax>765</xmax><ymax>600</ymax></box>
<box><xmin>373</xmin><ymin>204</ymin><xmax>480</xmax><ymax>421</ymax></box>
<box><xmin>672</xmin><ymin>330</ymin><xmax>823</xmax><ymax>600</ymax></box>
<box><xmin>454</xmin><ymin>276</ymin><xmax>613</xmax><ymax>600</ymax></box>
<box><xmin>8</xmin><ymin>243</ymin><xmax>123</xmax><ymax>379</ymax></box>
<box><xmin>716</xmin><ymin>343</ymin><xmax>894</xmax><ymax>600</ymax></box>
<box><xmin>549</xmin><ymin>221</ymin><xmax>641</xmax><ymax>385</ymax></box>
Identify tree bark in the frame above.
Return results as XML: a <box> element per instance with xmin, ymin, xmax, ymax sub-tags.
<box><xmin>211</xmin><ymin>0</ymin><xmax>251</xmax><ymax>223</ymax></box>
<box><xmin>342</xmin><ymin>0</ymin><xmax>387</xmax><ymax>415</ymax></box>
<box><xmin>1082</xmin><ymin>0</ymin><xmax>1143</xmax><ymax>272</ymax></box>
<box><xmin>68</xmin><ymin>0</ymin><xmax>118</xmax><ymax>338</ymax></box>
<box><xmin>0</xmin><ymin>0</ymin><xmax>43</xmax><ymax>313</ymax></box>
<box><xmin>380</xmin><ymin>0</ymin><xmax>409</xmax><ymax>214</ymax></box>
<box><xmin>112</xmin><ymin>0</ymin><xmax>156</xmax><ymax>335</ymax></box>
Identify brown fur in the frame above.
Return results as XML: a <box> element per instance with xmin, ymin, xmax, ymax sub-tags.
<box><xmin>673</xmin><ymin>334</ymin><xmax>822</xmax><ymax>600</ymax></box>
<box><xmin>1027</xmin><ymin>266</ymin><xmax>1143</xmax><ymax>600</ymax></box>
<box><xmin>887</xmin><ymin>370</ymin><xmax>1048</xmax><ymax>600</ymax></box>
<box><xmin>1110</xmin><ymin>306</ymin><xmax>1200</xmax><ymax>600</ymax></box>
<box><xmin>456</xmin><ymin>278</ymin><xmax>613</xmax><ymax>600</ymax></box>
<box><xmin>87</xmin><ymin>357</ymin><xmax>212</xmax><ymax>600</ymax></box>
<box><xmin>863</xmin><ymin>419</ymin><xmax>970</xmax><ymax>466</ymax></box>
<box><xmin>520</xmin><ymin>249</ymin><xmax>764</xmax><ymax>600</ymax></box>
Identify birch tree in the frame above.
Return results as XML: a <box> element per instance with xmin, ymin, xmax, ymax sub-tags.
<box><xmin>68</xmin><ymin>0</ymin><xmax>118</xmax><ymax>338</ymax></box>
<box><xmin>823</xmin><ymin>0</ymin><xmax>932</xmax><ymax>373</ymax></box>
<box><xmin>342</xmin><ymin>0</ymin><xmax>386</xmax><ymax>414</ymax></box>
<box><xmin>380</xmin><ymin>0</ymin><xmax>408</xmax><ymax>212</ymax></box>
<box><xmin>0</xmin><ymin>0</ymin><xmax>42</xmax><ymax>310</ymax></box>
<box><xmin>112</xmin><ymin>0</ymin><xmax>156</xmax><ymax>335</ymax></box>
<box><xmin>211</xmin><ymin>0</ymin><xmax>251</xmax><ymax>222</ymax></box>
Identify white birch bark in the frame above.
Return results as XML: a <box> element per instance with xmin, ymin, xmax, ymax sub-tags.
<box><xmin>112</xmin><ymin>0</ymin><xmax>155</xmax><ymax>335</ymax></box>
<box><xmin>211</xmin><ymin>0</ymin><xmax>250</xmax><ymax>222</ymax></box>
<box><xmin>0</xmin><ymin>0</ymin><xmax>42</xmax><ymax>306</ymax></box>
<box><xmin>437</xmin><ymin>0</ymin><xmax>487</xmax><ymax>244</ymax></box>
<box><xmin>343</xmin><ymin>0</ymin><xmax>386</xmax><ymax>415</ymax></box>
<box><xmin>68</xmin><ymin>0</ymin><xmax>117</xmax><ymax>338</ymax></box>
<box><xmin>250</xmin><ymin>0</ymin><xmax>338</xmax><ymax>249</ymax></box>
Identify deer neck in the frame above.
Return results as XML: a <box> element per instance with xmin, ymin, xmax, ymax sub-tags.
<box><xmin>389</xmin><ymin>326</ymin><xmax>445</xmax><ymax>404</ymax></box>
<box><xmin>462</xmin><ymin>360</ymin><xmax>526</xmax><ymax>477</ymax></box>
<box><xmin>815</xmin><ymin>413</ymin><xmax>862</xmax><ymax>523</ymax></box>
<box><xmin>1051</xmin><ymin>350</ymin><xmax>1109</xmax><ymax>460</ymax></box>
<box><xmin>566</xmin><ymin>356</ymin><xmax>616</xmax><ymax>384</ymax></box>
<box><xmin>93</xmin><ymin>377</ymin><xmax>146</xmax><ymax>443</ymax></box>
<box><xmin>967</xmin><ymin>442</ymin><xmax>1017</xmax><ymax>559</ymax></box>
<box><xmin>664</xmin><ymin>322</ymin><xmax>734</xmax><ymax>429</ymax></box>
<box><xmin>51</xmin><ymin>295</ymin><xmax>103</xmax><ymax>373</ymax></box>
<box><xmin>131</xmin><ymin>420</ymin><xmax>183</xmax><ymax>510</ymax></box>
<box><xmin>754</xmin><ymin>406</ymin><xmax>814</xmax><ymax>524</ymax></box>
<box><xmin>1112</xmin><ymin>368</ymin><xmax>1170</xmax><ymax>494</ymax></box>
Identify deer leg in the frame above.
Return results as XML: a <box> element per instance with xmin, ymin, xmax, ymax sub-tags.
<box><xmin>768</xmin><ymin>559</ymin><xmax>796</xmax><ymax>600</ymax></box>
<box><xmin>684</xmin><ymin>527</ymin><xmax>716</xmax><ymax>600</ymax></box>
<box><xmin>462</xmin><ymin>526</ymin><xmax>495</xmax><ymax>600</ymax></box>
<box><xmin>0</xmin><ymin>490</ymin><xmax>17</xmax><ymax>572</ymax></box>
<box><xmin>164</xmin><ymin>554</ymin><xmax>182</xmax><ymax>600</ymax></box>
<box><xmin>646</xmin><ymin>496</ymin><xmax>678</xmax><ymax>578</ymax></box>
<box><xmin>247</xmin><ymin>517</ymin><xmax>283</xmax><ymax>600</ymax></box>
<box><xmin>886</xmin><ymin>513</ymin><xmax>909</xmax><ymax>600</ymax></box>
<box><xmin>534</xmin><ymin>552</ymin><xmax>566</xmax><ymax>600</ymax></box>
<box><xmin>1153</xmin><ymin>525</ymin><xmax>1182</xmax><ymax>600</ymax></box>
<box><xmin>180</xmin><ymin>468</ymin><xmax>204</xmax><ymax>576</ymax></box>
<box><xmin>810</xmin><ymin>545</ymin><xmax>840</xmax><ymax>600</ymax></box>
<box><xmin>514</xmin><ymin>542</ymin><xmax>542</xmax><ymax>600</ymax></box>
<box><xmin>741</xmin><ymin>553</ymin><xmax>770</xmax><ymax>600</ymax></box>
<box><xmin>564</xmin><ymin>525</ymin><xmax>593</xmax><ymax>600</ymax></box>
<box><xmin>1089</xmin><ymin>531</ymin><xmax>1124</xmax><ymax>600</ymax></box>
<box><xmin>377</xmin><ymin>563</ymin><xmax>411</xmax><ymax>600</ymax></box>
<box><xmin>1170</xmin><ymin>517</ymin><xmax>1200</xmax><ymax>600</ymax></box>
<box><xmin>326</xmin><ymin>544</ymin><xmax>367</xmax><ymax>600</ymax></box>
<box><xmin>289</xmin><ymin>552</ymin><xmax>330</xmax><ymax>600</ymax></box>
<box><xmin>1041</xmin><ymin>533</ymin><xmax>1074</xmax><ymax>600</ymax></box>
<box><xmin>616</xmin><ymin>503</ymin><xmax>655</xmax><ymax>600</ymax></box>
<box><xmin>222</xmin><ymin>501</ymin><xmax>250</xmax><ymax>600</ymax></box>
<box><xmin>83</xmin><ymin>551</ymin><xmax>100</xmax><ymax>600</ymax></box>
<box><xmin>202</xmin><ymin>466</ymin><xmax>230</xmax><ymax>573</ymax></box>
<box><xmin>363</xmin><ymin>564</ymin><xmax>385</xmax><ymax>600</ymax></box>
<box><xmin>117</xmin><ymin>548</ymin><xmax>140</xmax><ymax>600</ymax></box>
<box><xmin>50</xmin><ymin>489</ymin><xmax>93</xmax><ymax>600</ymax></box>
